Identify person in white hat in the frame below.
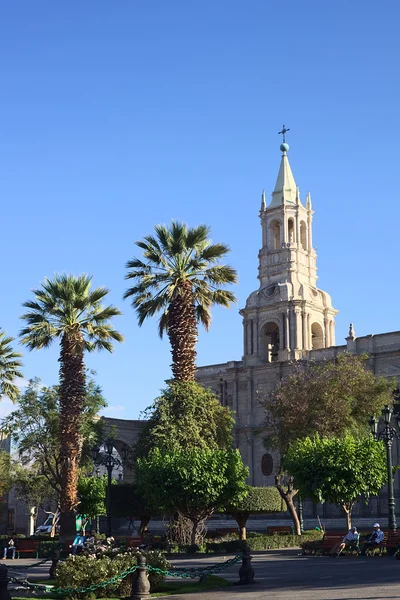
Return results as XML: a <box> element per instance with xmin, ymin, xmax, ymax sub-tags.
<box><xmin>360</xmin><ymin>523</ymin><xmax>385</xmax><ymax>555</ymax></box>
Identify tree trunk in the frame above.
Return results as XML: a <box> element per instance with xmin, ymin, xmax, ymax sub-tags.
<box><xmin>139</xmin><ymin>515</ymin><xmax>151</xmax><ymax>536</ymax></box>
<box><xmin>275</xmin><ymin>474</ymin><xmax>301</xmax><ymax>535</ymax></box>
<box><xmin>342</xmin><ymin>503</ymin><xmax>352</xmax><ymax>530</ymax></box>
<box><xmin>231</xmin><ymin>512</ymin><xmax>248</xmax><ymax>540</ymax></box>
<box><xmin>167</xmin><ymin>282</ymin><xmax>198</xmax><ymax>381</ymax></box>
<box><xmin>59</xmin><ymin>333</ymin><xmax>86</xmax><ymax>539</ymax></box>
<box><xmin>191</xmin><ymin>519</ymin><xmax>199</xmax><ymax>546</ymax></box>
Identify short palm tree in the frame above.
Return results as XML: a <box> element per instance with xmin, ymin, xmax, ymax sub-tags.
<box><xmin>0</xmin><ymin>329</ymin><xmax>23</xmax><ymax>401</ymax></box>
<box><xmin>124</xmin><ymin>222</ymin><xmax>237</xmax><ymax>381</ymax></box>
<box><xmin>20</xmin><ymin>274</ymin><xmax>123</xmax><ymax>533</ymax></box>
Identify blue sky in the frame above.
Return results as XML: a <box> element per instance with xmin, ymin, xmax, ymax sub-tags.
<box><xmin>1</xmin><ymin>1</ymin><xmax>399</xmax><ymax>419</ymax></box>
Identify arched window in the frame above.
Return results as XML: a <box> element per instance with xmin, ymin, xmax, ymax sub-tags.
<box><xmin>311</xmin><ymin>322</ymin><xmax>324</xmax><ymax>349</ymax></box>
<box><xmin>271</xmin><ymin>220</ymin><xmax>281</xmax><ymax>250</ymax></box>
<box><xmin>288</xmin><ymin>218</ymin><xmax>295</xmax><ymax>244</ymax></box>
<box><xmin>262</xmin><ymin>322</ymin><xmax>280</xmax><ymax>362</ymax></box>
<box><xmin>300</xmin><ymin>221</ymin><xmax>307</xmax><ymax>250</ymax></box>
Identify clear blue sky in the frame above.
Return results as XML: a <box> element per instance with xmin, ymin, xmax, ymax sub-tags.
<box><xmin>1</xmin><ymin>1</ymin><xmax>399</xmax><ymax>419</ymax></box>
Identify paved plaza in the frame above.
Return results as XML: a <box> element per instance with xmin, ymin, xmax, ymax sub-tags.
<box><xmin>6</xmin><ymin>549</ymin><xmax>400</xmax><ymax>600</ymax></box>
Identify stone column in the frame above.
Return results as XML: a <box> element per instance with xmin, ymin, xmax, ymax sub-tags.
<box><xmin>302</xmin><ymin>312</ymin><xmax>307</xmax><ymax>350</ymax></box>
<box><xmin>294</xmin><ymin>308</ymin><xmax>302</xmax><ymax>350</ymax></box>
<box><xmin>307</xmin><ymin>313</ymin><xmax>311</xmax><ymax>349</ymax></box>
<box><xmin>285</xmin><ymin>310</ymin><xmax>290</xmax><ymax>349</ymax></box>
<box><xmin>324</xmin><ymin>318</ymin><xmax>329</xmax><ymax>348</ymax></box>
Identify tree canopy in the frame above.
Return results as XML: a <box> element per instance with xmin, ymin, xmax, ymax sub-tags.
<box><xmin>124</xmin><ymin>221</ymin><xmax>237</xmax><ymax>381</ymax></box>
<box><xmin>0</xmin><ymin>328</ymin><xmax>23</xmax><ymax>402</ymax></box>
<box><xmin>137</xmin><ymin>447</ymin><xmax>249</xmax><ymax>545</ymax></box>
<box><xmin>283</xmin><ymin>434</ymin><xmax>387</xmax><ymax>529</ymax></box>
<box><xmin>226</xmin><ymin>486</ymin><xmax>283</xmax><ymax>540</ymax></box>
<box><xmin>136</xmin><ymin>380</ymin><xmax>235</xmax><ymax>457</ymax></box>
<box><xmin>261</xmin><ymin>353</ymin><xmax>395</xmax><ymax>454</ymax></box>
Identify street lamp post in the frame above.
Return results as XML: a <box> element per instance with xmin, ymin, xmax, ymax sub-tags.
<box><xmin>369</xmin><ymin>405</ymin><xmax>400</xmax><ymax>531</ymax></box>
<box><xmin>92</xmin><ymin>439</ymin><xmax>129</xmax><ymax>537</ymax></box>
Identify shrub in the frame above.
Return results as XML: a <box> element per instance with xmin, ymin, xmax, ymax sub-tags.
<box><xmin>38</xmin><ymin>540</ymin><xmax>61</xmax><ymax>558</ymax></box>
<box><xmin>55</xmin><ymin>550</ymin><xmax>170</xmax><ymax>598</ymax></box>
<box><xmin>205</xmin><ymin>530</ymin><xmax>323</xmax><ymax>553</ymax></box>
<box><xmin>226</xmin><ymin>486</ymin><xmax>284</xmax><ymax>539</ymax></box>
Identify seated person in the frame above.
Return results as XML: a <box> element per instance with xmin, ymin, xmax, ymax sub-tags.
<box><xmin>360</xmin><ymin>523</ymin><xmax>385</xmax><ymax>555</ymax></box>
<box><xmin>330</xmin><ymin>527</ymin><xmax>359</xmax><ymax>557</ymax></box>
<box><xmin>71</xmin><ymin>532</ymin><xmax>86</xmax><ymax>555</ymax></box>
<box><xmin>84</xmin><ymin>530</ymin><xmax>95</xmax><ymax>546</ymax></box>
<box><xmin>2</xmin><ymin>535</ymin><xmax>16</xmax><ymax>560</ymax></box>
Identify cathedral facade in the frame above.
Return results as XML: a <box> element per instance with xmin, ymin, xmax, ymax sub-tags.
<box><xmin>196</xmin><ymin>139</ymin><xmax>400</xmax><ymax>519</ymax></box>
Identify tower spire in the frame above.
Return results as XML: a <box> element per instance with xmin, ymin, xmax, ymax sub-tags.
<box><xmin>269</xmin><ymin>129</ymin><xmax>299</xmax><ymax>208</ymax></box>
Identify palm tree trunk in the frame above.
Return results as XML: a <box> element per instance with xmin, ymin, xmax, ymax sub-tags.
<box><xmin>59</xmin><ymin>333</ymin><xmax>86</xmax><ymax>538</ymax></box>
<box><xmin>168</xmin><ymin>282</ymin><xmax>198</xmax><ymax>381</ymax></box>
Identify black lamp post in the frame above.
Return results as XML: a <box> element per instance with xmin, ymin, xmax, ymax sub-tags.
<box><xmin>92</xmin><ymin>439</ymin><xmax>129</xmax><ymax>537</ymax></box>
<box><xmin>369</xmin><ymin>405</ymin><xmax>400</xmax><ymax>531</ymax></box>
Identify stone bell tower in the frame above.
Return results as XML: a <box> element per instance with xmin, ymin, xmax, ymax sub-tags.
<box><xmin>241</xmin><ymin>132</ymin><xmax>338</xmax><ymax>363</ymax></box>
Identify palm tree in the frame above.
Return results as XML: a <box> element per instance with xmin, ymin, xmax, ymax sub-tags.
<box><xmin>0</xmin><ymin>329</ymin><xmax>23</xmax><ymax>401</ymax></box>
<box><xmin>124</xmin><ymin>222</ymin><xmax>237</xmax><ymax>381</ymax></box>
<box><xmin>20</xmin><ymin>274</ymin><xmax>123</xmax><ymax>535</ymax></box>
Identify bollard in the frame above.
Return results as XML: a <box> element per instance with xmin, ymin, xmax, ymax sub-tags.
<box><xmin>0</xmin><ymin>564</ymin><xmax>11</xmax><ymax>600</ymax></box>
<box><xmin>49</xmin><ymin>546</ymin><xmax>60</xmax><ymax>579</ymax></box>
<box><xmin>130</xmin><ymin>554</ymin><xmax>151</xmax><ymax>600</ymax></box>
<box><xmin>236</xmin><ymin>549</ymin><xmax>255</xmax><ymax>585</ymax></box>
<box><xmin>49</xmin><ymin>558</ymin><xmax>59</xmax><ymax>579</ymax></box>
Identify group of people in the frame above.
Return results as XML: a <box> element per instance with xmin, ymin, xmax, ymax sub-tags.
<box><xmin>329</xmin><ymin>523</ymin><xmax>385</xmax><ymax>557</ymax></box>
<box><xmin>70</xmin><ymin>530</ymin><xmax>95</xmax><ymax>555</ymax></box>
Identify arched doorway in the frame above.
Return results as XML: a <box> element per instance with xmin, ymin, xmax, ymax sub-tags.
<box><xmin>311</xmin><ymin>322</ymin><xmax>324</xmax><ymax>349</ymax></box>
<box><xmin>261</xmin><ymin>322</ymin><xmax>280</xmax><ymax>362</ymax></box>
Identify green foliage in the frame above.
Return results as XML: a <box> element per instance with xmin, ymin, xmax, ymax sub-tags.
<box><xmin>77</xmin><ymin>476</ymin><xmax>107</xmax><ymax>518</ymax></box>
<box><xmin>20</xmin><ymin>274</ymin><xmax>123</xmax><ymax>353</ymax></box>
<box><xmin>262</xmin><ymin>353</ymin><xmax>396</xmax><ymax>453</ymax></box>
<box><xmin>226</xmin><ymin>486</ymin><xmax>283</xmax><ymax>514</ymax></box>
<box><xmin>205</xmin><ymin>530</ymin><xmax>323</xmax><ymax>553</ymax></box>
<box><xmin>137</xmin><ymin>447</ymin><xmax>249</xmax><ymax>521</ymax></box>
<box><xmin>37</xmin><ymin>540</ymin><xmax>61</xmax><ymax>558</ymax></box>
<box><xmin>3</xmin><ymin>377</ymin><xmax>107</xmax><ymax>500</ymax></box>
<box><xmin>124</xmin><ymin>221</ymin><xmax>237</xmax><ymax>336</ymax></box>
<box><xmin>0</xmin><ymin>328</ymin><xmax>23</xmax><ymax>402</ymax></box>
<box><xmin>283</xmin><ymin>434</ymin><xmax>387</xmax><ymax>512</ymax></box>
<box><xmin>136</xmin><ymin>381</ymin><xmax>235</xmax><ymax>457</ymax></box>
<box><xmin>0</xmin><ymin>451</ymin><xmax>13</xmax><ymax>498</ymax></box>
<box><xmin>55</xmin><ymin>550</ymin><xmax>170</xmax><ymax>598</ymax></box>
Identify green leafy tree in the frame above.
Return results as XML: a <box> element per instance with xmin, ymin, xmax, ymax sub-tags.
<box><xmin>77</xmin><ymin>475</ymin><xmax>107</xmax><ymax>520</ymax></box>
<box><xmin>0</xmin><ymin>328</ymin><xmax>23</xmax><ymax>402</ymax></box>
<box><xmin>259</xmin><ymin>353</ymin><xmax>395</xmax><ymax>533</ymax></box>
<box><xmin>283</xmin><ymin>435</ymin><xmax>387</xmax><ymax>529</ymax></box>
<box><xmin>136</xmin><ymin>381</ymin><xmax>235</xmax><ymax>458</ymax></box>
<box><xmin>226</xmin><ymin>486</ymin><xmax>283</xmax><ymax>540</ymax></box>
<box><xmin>124</xmin><ymin>222</ymin><xmax>237</xmax><ymax>381</ymax></box>
<box><xmin>2</xmin><ymin>376</ymin><xmax>107</xmax><ymax>535</ymax></box>
<box><xmin>20</xmin><ymin>274</ymin><xmax>123</xmax><ymax>536</ymax></box>
<box><xmin>13</xmin><ymin>467</ymin><xmax>60</xmax><ymax>535</ymax></box>
<box><xmin>137</xmin><ymin>447</ymin><xmax>249</xmax><ymax>545</ymax></box>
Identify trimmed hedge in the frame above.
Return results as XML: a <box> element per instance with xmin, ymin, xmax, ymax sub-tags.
<box><xmin>205</xmin><ymin>530</ymin><xmax>323</xmax><ymax>553</ymax></box>
<box><xmin>227</xmin><ymin>486</ymin><xmax>283</xmax><ymax>513</ymax></box>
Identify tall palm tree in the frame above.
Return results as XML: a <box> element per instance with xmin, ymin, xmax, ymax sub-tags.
<box><xmin>20</xmin><ymin>274</ymin><xmax>123</xmax><ymax>535</ymax></box>
<box><xmin>0</xmin><ymin>329</ymin><xmax>23</xmax><ymax>402</ymax></box>
<box><xmin>124</xmin><ymin>222</ymin><xmax>237</xmax><ymax>381</ymax></box>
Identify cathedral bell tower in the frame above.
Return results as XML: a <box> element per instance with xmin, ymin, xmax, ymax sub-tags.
<box><xmin>241</xmin><ymin>133</ymin><xmax>338</xmax><ymax>363</ymax></box>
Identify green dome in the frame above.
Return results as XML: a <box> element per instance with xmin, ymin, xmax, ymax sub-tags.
<box><xmin>280</xmin><ymin>142</ymin><xmax>289</xmax><ymax>152</ymax></box>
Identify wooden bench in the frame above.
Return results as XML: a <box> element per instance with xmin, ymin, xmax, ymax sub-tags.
<box><xmin>126</xmin><ymin>537</ymin><xmax>144</xmax><ymax>550</ymax></box>
<box><xmin>267</xmin><ymin>525</ymin><xmax>293</xmax><ymax>535</ymax></box>
<box><xmin>360</xmin><ymin>531</ymin><xmax>400</xmax><ymax>556</ymax></box>
<box><xmin>301</xmin><ymin>533</ymin><xmax>345</xmax><ymax>555</ymax></box>
<box><xmin>16</xmin><ymin>539</ymin><xmax>40</xmax><ymax>559</ymax></box>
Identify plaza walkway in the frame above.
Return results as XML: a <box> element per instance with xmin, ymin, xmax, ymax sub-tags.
<box><xmin>6</xmin><ymin>549</ymin><xmax>400</xmax><ymax>600</ymax></box>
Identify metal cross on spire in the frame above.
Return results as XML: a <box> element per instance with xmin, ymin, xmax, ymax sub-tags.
<box><xmin>278</xmin><ymin>125</ymin><xmax>290</xmax><ymax>143</ymax></box>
